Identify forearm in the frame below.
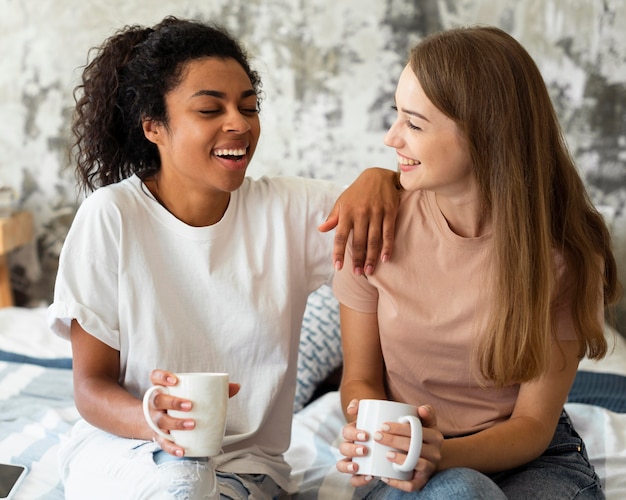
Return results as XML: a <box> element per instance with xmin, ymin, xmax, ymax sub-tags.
<box><xmin>439</xmin><ymin>415</ymin><xmax>554</xmax><ymax>473</ymax></box>
<box><xmin>74</xmin><ymin>375</ymin><xmax>151</xmax><ymax>440</ymax></box>
<box><xmin>340</xmin><ymin>378</ymin><xmax>387</xmax><ymax>422</ymax></box>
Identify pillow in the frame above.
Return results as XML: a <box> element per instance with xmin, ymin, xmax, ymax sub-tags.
<box><xmin>295</xmin><ymin>284</ymin><xmax>342</xmax><ymax>412</ymax></box>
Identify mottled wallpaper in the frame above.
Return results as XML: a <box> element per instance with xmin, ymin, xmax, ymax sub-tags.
<box><xmin>1</xmin><ymin>0</ymin><xmax>625</xmax><ymax>321</ymax></box>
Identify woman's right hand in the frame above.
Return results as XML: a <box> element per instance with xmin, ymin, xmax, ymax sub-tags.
<box><xmin>373</xmin><ymin>404</ymin><xmax>443</xmax><ymax>492</ymax></box>
<box><xmin>336</xmin><ymin>399</ymin><xmax>376</xmax><ymax>486</ymax></box>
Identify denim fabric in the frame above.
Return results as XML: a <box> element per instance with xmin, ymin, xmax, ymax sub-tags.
<box><xmin>152</xmin><ymin>451</ymin><xmax>285</xmax><ymax>499</ymax></box>
<box><xmin>357</xmin><ymin>410</ymin><xmax>603</xmax><ymax>500</ymax></box>
<box><xmin>492</xmin><ymin>411</ymin><xmax>604</xmax><ymax>499</ymax></box>
<box><xmin>357</xmin><ymin>468</ymin><xmax>506</xmax><ymax>499</ymax></box>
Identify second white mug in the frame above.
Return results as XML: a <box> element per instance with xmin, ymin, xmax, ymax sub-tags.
<box><xmin>142</xmin><ymin>372</ymin><xmax>229</xmax><ymax>457</ymax></box>
<box><xmin>353</xmin><ymin>399</ymin><xmax>422</xmax><ymax>480</ymax></box>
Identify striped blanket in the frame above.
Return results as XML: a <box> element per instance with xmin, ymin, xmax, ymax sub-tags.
<box><xmin>2</xmin><ymin>358</ymin><xmax>626</xmax><ymax>499</ymax></box>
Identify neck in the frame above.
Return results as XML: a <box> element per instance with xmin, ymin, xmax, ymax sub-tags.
<box><xmin>144</xmin><ymin>174</ymin><xmax>230</xmax><ymax>227</ymax></box>
<box><xmin>434</xmin><ymin>192</ymin><xmax>490</xmax><ymax>238</ymax></box>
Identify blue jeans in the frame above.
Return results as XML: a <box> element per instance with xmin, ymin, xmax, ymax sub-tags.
<box><xmin>357</xmin><ymin>410</ymin><xmax>603</xmax><ymax>499</ymax></box>
<box><xmin>153</xmin><ymin>451</ymin><xmax>285</xmax><ymax>499</ymax></box>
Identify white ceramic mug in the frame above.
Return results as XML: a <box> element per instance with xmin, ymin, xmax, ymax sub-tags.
<box><xmin>142</xmin><ymin>372</ymin><xmax>229</xmax><ymax>457</ymax></box>
<box><xmin>352</xmin><ymin>399</ymin><xmax>422</xmax><ymax>480</ymax></box>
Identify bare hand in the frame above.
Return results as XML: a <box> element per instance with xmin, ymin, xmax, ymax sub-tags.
<box><xmin>319</xmin><ymin>168</ymin><xmax>399</xmax><ymax>276</ymax></box>
<box><xmin>373</xmin><ymin>405</ymin><xmax>443</xmax><ymax>492</ymax></box>
<box><xmin>147</xmin><ymin>370</ymin><xmax>240</xmax><ymax>457</ymax></box>
<box><xmin>336</xmin><ymin>399</ymin><xmax>376</xmax><ymax>487</ymax></box>
<box><xmin>336</xmin><ymin>400</ymin><xmax>443</xmax><ymax>491</ymax></box>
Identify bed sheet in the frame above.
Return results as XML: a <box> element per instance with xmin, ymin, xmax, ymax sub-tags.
<box><xmin>1</xmin><ymin>306</ymin><xmax>626</xmax><ymax>499</ymax></box>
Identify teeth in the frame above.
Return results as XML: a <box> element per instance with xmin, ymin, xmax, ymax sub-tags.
<box><xmin>397</xmin><ymin>155</ymin><xmax>418</xmax><ymax>166</ymax></box>
<box><xmin>215</xmin><ymin>148</ymin><xmax>246</xmax><ymax>156</ymax></box>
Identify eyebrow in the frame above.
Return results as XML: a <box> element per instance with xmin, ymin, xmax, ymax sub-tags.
<box><xmin>191</xmin><ymin>89</ymin><xmax>257</xmax><ymax>99</ymax></box>
<box><xmin>400</xmin><ymin>107</ymin><xmax>430</xmax><ymax>123</ymax></box>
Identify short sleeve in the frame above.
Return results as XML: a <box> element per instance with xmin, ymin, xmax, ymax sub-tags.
<box><xmin>332</xmin><ymin>238</ymin><xmax>379</xmax><ymax>313</ymax></box>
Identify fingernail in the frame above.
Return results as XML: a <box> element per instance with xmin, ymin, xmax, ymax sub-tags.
<box><xmin>381</xmin><ymin>477</ymin><xmax>390</xmax><ymax>483</ymax></box>
<box><xmin>365</xmin><ymin>265</ymin><xmax>374</xmax><ymax>275</ymax></box>
<box><xmin>386</xmin><ymin>451</ymin><xmax>396</xmax><ymax>459</ymax></box>
<box><xmin>356</xmin><ymin>432</ymin><xmax>367</xmax><ymax>441</ymax></box>
<box><xmin>354</xmin><ymin>267</ymin><xmax>363</xmax><ymax>276</ymax></box>
<box><xmin>347</xmin><ymin>400</ymin><xmax>357</xmax><ymax>410</ymax></box>
<box><xmin>381</xmin><ymin>423</ymin><xmax>391</xmax><ymax>432</ymax></box>
<box><xmin>374</xmin><ymin>431</ymin><xmax>383</xmax><ymax>441</ymax></box>
<box><xmin>356</xmin><ymin>446</ymin><xmax>365</xmax><ymax>456</ymax></box>
<box><xmin>364</xmin><ymin>475</ymin><xmax>373</xmax><ymax>482</ymax></box>
<box><xmin>381</xmin><ymin>254</ymin><xmax>389</xmax><ymax>263</ymax></box>
<box><xmin>166</xmin><ymin>376</ymin><xmax>177</xmax><ymax>384</ymax></box>
<box><xmin>348</xmin><ymin>462</ymin><xmax>356</xmax><ymax>472</ymax></box>
<box><xmin>183</xmin><ymin>420</ymin><xmax>195</xmax><ymax>429</ymax></box>
<box><xmin>335</xmin><ymin>260</ymin><xmax>342</xmax><ymax>271</ymax></box>
<box><xmin>180</xmin><ymin>402</ymin><xmax>192</xmax><ymax>410</ymax></box>
<box><xmin>175</xmin><ymin>449</ymin><xmax>184</xmax><ymax>457</ymax></box>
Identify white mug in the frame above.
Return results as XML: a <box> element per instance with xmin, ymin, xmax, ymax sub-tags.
<box><xmin>142</xmin><ymin>372</ymin><xmax>229</xmax><ymax>457</ymax></box>
<box><xmin>352</xmin><ymin>399</ymin><xmax>422</xmax><ymax>480</ymax></box>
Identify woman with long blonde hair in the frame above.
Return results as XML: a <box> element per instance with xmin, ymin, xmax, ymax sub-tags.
<box><xmin>335</xmin><ymin>25</ymin><xmax>620</xmax><ymax>499</ymax></box>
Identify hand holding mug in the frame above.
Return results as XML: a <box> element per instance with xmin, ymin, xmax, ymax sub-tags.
<box><xmin>338</xmin><ymin>399</ymin><xmax>422</xmax><ymax>483</ymax></box>
<box><xmin>142</xmin><ymin>371</ymin><xmax>231</xmax><ymax>457</ymax></box>
<box><xmin>339</xmin><ymin>400</ymin><xmax>443</xmax><ymax>491</ymax></box>
<box><xmin>351</xmin><ymin>399</ymin><xmax>422</xmax><ymax>480</ymax></box>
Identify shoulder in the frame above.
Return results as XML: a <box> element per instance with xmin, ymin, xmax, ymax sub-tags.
<box><xmin>240</xmin><ymin>176</ymin><xmax>341</xmax><ymax>210</ymax></box>
<box><xmin>79</xmin><ymin>176</ymin><xmax>141</xmax><ymax>212</ymax></box>
<box><xmin>396</xmin><ymin>189</ymin><xmax>431</xmax><ymax>222</ymax></box>
<box><xmin>242</xmin><ymin>176</ymin><xmax>340</xmax><ymax>196</ymax></box>
<box><xmin>71</xmin><ymin>176</ymin><xmax>145</xmax><ymax>235</ymax></box>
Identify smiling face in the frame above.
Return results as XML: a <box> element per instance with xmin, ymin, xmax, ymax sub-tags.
<box><xmin>143</xmin><ymin>56</ymin><xmax>261</xmax><ymax>199</ymax></box>
<box><xmin>385</xmin><ymin>64</ymin><xmax>474</xmax><ymax>200</ymax></box>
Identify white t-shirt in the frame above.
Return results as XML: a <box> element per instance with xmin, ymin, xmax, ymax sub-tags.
<box><xmin>48</xmin><ymin>174</ymin><xmax>340</xmax><ymax>490</ymax></box>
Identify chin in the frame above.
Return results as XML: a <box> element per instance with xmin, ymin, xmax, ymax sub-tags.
<box><xmin>399</xmin><ymin>173</ymin><xmax>420</xmax><ymax>192</ymax></box>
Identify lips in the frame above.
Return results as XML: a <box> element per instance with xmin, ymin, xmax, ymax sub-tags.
<box><xmin>397</xmin><ymin>153</ymin><xmax>420</xmax><ymax>172</ymax></box>
<box><xmin>213</xmin><ymin>145</ymin><xmax>249</xmax><ymax>171</ymax></box>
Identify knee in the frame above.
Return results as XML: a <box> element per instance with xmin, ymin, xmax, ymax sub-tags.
<box><xmin>157</xmin><ymin>460</ymin><xmax>216</xmax><ymax>499</ymax></box>
<box><xmin>423</xmin><ymin>468</ymin><xmax>506</xmax><ymax>500</ymax></box>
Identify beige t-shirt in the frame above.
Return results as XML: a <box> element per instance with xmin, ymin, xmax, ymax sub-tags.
<box><xmin>333</xmin><ymin>189</ymin><xmax>577</xmax><ymax>437</ymax></box>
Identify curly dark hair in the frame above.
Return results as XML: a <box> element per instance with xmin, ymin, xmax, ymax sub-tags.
<box><xmin>71</xmin><ymin>16</ymin><xmax>262</xmax><ymax>193</ymax></box>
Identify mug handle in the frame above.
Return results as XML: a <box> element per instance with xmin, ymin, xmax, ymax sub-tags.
<box><xmin>142</xmin><ymin>385</ymin><xmax>175</xmax><ymax>443</ymax></box>
<box><xmin>393</xmin><ymin>415</ymin><xmax>422</xmax><ymax>473</ymax></box>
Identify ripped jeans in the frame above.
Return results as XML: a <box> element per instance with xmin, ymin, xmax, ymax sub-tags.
<box><xmin>153</xmin><ymin>451</ymin><xmax>284</xmax><ymax>499</ymax></box>
<box><xmin>58</xmin><ymin>420</ymin><xmax>285</xmax><ymax>500</ymax></box>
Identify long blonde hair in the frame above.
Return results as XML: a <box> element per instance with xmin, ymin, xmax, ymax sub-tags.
<box><xmin>409</xmin><ymin>26</ymin><xmax>621</xmax><ymax>385</ymax></box>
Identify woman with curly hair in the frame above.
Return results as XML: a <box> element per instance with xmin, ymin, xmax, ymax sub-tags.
<box><xmin>48</xmin><ymin>16</ymin><xmax>399</xmax><ymax>499</ymax></box>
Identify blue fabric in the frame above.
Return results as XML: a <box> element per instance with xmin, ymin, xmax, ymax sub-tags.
<box><xmin>0</xmin><ymin>349</ymin><xmax>72</xmax><ymax>369</ymax></box>
<box><xmin>568</xmin><ymin>370</ymin><xmax>626</xmax><ymax>413</ymax></box>
<box><xmin>295</xmin><ymin>285</ymin><xmax>342</xmax><ymax>411</ymax></box>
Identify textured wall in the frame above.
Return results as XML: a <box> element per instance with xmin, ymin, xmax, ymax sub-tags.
<box><xmin>1</xmin><ymin>0</ymin><xmax>625</xmax><ymax>305</ymax></box>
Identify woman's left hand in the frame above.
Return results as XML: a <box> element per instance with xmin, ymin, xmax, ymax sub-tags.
<box><xmin>375</xmin><ymin>405</ymin><xmax>443</xmax><ymax>492</ymax></box>
<box><xmin>147</xmin><ymin>370</ymin><xmax>240</xmax><ymax>457</ymax></box>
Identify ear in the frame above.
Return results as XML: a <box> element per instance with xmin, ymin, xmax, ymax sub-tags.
<box><xmin>142</xmin><ymin>118</ymin><xmax>161</xmax><ymax>145</ymax></box>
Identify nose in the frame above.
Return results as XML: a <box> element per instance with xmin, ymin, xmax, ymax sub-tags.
<box><xmin>223</xmin><ymin>108</ymin><xmax>252</xmax><ymax>134</ymax></box>
<box><xmin>384</xmin><ymin>120</ymin><xmax>402</xmax><ymax>149</ymax></box>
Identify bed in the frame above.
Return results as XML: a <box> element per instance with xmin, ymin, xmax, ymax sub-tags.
<box><xmin>1</xmin><ymin>292</ymin><xmax>626</xmax><ymax>499</ymax></box>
